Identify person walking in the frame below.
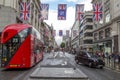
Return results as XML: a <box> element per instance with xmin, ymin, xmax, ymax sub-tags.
<box><xmin>51</xmin><ymin>49</ymin><xmax>55</xmax><ymax>58</ymax></box>
<box><xmin>62</xmin><ymin>48</ymin><xmax>65</xmax><ymax>57</ymax></box>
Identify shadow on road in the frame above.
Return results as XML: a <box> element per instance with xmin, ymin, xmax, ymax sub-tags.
<box><xmin>1</xmin><ymin>68</ymin><xmax>31</xmax><ymax>71</ymax></box>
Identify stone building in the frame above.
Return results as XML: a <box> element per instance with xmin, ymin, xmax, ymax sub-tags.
<box><xmin>79</xmin><ymin>11</ymin><xmax>93</xmax><ymax>52</ymax></box>
<box><xmin>71</xmin><ymin>21</ymin><xmax>80</xmax><ymax>48</ymax></box>
<box><xmin>91</xmin><ymin>0</ymin><xmax>120</xmax><ymax>54</ymax></box>
<box><xmin>0</xmin><ymin>0</ymin><xmax>20</xmax><ymax>32</ymax></box>
<box><xmin>0</xmin><ymin>0</ymin><xmax>44</xmax><ymax>49</ymax></box>
<box><xmin>0</xmin><ymin>0</ymin><xmax>42</xmax><ymax>31</ymax></box>
<box><xmin>41</xmin><ymin>22</ymin><xmax>55</xmax><ymax>50</ymax></box>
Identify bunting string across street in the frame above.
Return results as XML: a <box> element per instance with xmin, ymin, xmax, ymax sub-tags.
<box><xmin>19</xmin><ymin>1</ymin><xmax>103</xmax><ymax>22</ymax></box>
<box><xmin>50</xmin><ymin>30</ymin><xmax>79</xmax><ymax>37</ymax></box>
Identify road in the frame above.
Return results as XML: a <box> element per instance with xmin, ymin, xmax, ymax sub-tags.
<box><xmin>0</xmin><ymin>52</ymin><xmax>120</xmax><ymax>80</ymax></box>
<box><xmin>77</xmin><ymin>64</ymin><xmax>120</xmax><ymax>80</ymax></box>
<box><xmin>0</xmin><ymin>62</ymin><xmax>39</xmax><ymax>80</ymax></box>
<box><xmin>70</xmin><ymin>52</ymin><xmax>120</xmax><ymax>80</ymax></box>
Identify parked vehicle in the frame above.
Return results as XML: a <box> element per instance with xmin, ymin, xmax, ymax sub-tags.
<box><xmin>75</xmin><ymin>51</ymin><xmax>105</xmax><ymax>69</ymax></box>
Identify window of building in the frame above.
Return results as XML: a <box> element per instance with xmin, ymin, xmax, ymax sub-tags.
<box><xmin>84</xmin><ymin>25</ymin><xmax>93</xmax><ymax>30</ymax></box>
<box><xmin>5</xmin><ymin>0</ymin><xmax>14</xmax><ymax>7</ymax></box>
<box><xmin>80</xmin><ymin>30</ymin><xmax>83</xmax><ymax>37</ymax></box>
<box><xmin>86</xmin><ymin>18</ymin><xmax>93</xmax><ymax>22</ymax></box>
<box><xmin>27</xmin><ymin>0</ymin><xmax>29</xmax><ymax>3</ymax></box>
<box><xmin>99</xmin><ymin>19</ymin><xmax>103</xmax><ymax>24</ymax></box>
<box><xmin>99</xmin><ymin>30</ymin><xmax>104</xmax><ymax>39</ymax></box>
<box><xmin>105</xmin><ymin>13</ymin><xmax>110</xmax><ymax>23</ymax></box>
<box><xmin>0</xmin><ymin>0</ymin><xmax>4</xmax><ymax>5</ymax></box>
<box><xmin>94</xmin><ymin>32</ymin><xmax>98</xmax><ymax>41</ymax></box>
<box><xmin>105</xmin><ymin>28</ymin><xmax>111</xmax><ymax>38</ymax></box>
<box><xmin>84</xmin><ymin>40</ymin><xmax>93</xmax><ymax>44</ymax></box>
<box><xmin>104</xmin><ymin>0</ymin><xmax>110</xmax><ymax>12</ymax></box>
<box><xmin>84</xmin><ymin>32</ymin><xmax>93</xmax><ymax>37</ymax></box>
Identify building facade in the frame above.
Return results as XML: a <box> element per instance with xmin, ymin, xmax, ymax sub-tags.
<box><xmin>0</xmin><ymin>0</ymin><xmax>20</xmax><ymax>49</ymax></box>
<box><xmin>0</xmin><ymin>0</ymin><xmax>42</xmax><ymax>31</ymax></box>
<box><xmin>71</xmin><ymin>21</ymin><xmax>80</xmax><ymax>48</ymax></box>
<box><xmin>0</xmin><ymin>0</ymin><xmax>20</xmax><ymax>32</ymax></box>
<box><xmin>91</xmin><ymin>0</ymin><xmax>113</xmax><ymax>54</ymax></box>
<box><xmin>65</xmin><ymin>37</ymin><xmax>71</xmax><ymax>51</ymax></box>
<box><xmin>79</xmin><ymin>11</ymin><xmax>93</xmax><ymax>52</ymax></box>
<box><xmin>0</xmin><ymin>0</ymin><xmax>44</xmax><ymax>48</ymax></box>
<box><xmin>41</xmin><ymin>22</ymin><xmax>55</xmax><ymax>50</ymax></box>
<box><xmin>92</xmin><ymin>0</ymin><xmax>120</xmax><ymax>54</ymax></box>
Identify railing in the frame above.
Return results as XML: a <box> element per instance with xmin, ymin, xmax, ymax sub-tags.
<box><xmin>104</xmin><ymin>55</ymin><xmax>120</xmax><ymax>71</ymax></box>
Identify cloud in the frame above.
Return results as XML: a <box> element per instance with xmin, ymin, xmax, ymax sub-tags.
<box><xmin>80</xmin><ymin>0</ymin><xmax>92</xmax><ymax>11</ymax></box>
<box><xmin>55</xmin><ymin>36</ymin><xmax>62</xmax><ymax>45</ymax></box>
<box><xmin>66</xmin><ymin>0</ymin><xmax>78</xmax><ymax>2</ymax></box>
<box><xmin>44</xmin><ymin>6</ymin><xmax>75</xmax><ymax>45</ymax></box>
<box><xmin>40</xmin><ymin>0</ymin><xmax>57</xmax><ymax>3</ymax></box>
<box><xmin>43</xmin><ymin>0</ymin><xmax>92</xmax><ymax>45</ymax></box>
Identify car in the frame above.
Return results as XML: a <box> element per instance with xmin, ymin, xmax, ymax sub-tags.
<box><xmin>75</xmin><ymin>51</ymin><xmax>105</xmax><ymax>69</ymax></box>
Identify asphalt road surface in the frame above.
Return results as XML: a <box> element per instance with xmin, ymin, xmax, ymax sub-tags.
<box><xmin>0</xmin><ymin>52</ymin><xmax>120</xmax><ymax>80</ymax></box>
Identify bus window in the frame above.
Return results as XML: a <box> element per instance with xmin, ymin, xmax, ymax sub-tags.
<box><xmin>1</xmin><ymin>28</ymin><xmax>31</xmax><ymax>67</ymax></box>
<box><xmin>2</xmin><ymin>44</ymin><xmax>7</xmax><ymax>58</ymax></box>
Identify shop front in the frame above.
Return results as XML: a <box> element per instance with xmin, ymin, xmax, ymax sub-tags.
<box><xmin>93</xmin><ymin>38</ymin><xmax>112</xmax><ymax>55</ymax></box>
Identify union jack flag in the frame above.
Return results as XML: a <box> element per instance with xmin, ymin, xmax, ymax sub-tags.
<box><xmin>58</xmin><ymin>4</ymin><xmax>67</xmax><ymax>20</ymax></box>
<box><xmin>40</xmin><ymin>4</ymin><xmax>49</xmax><ymax>20</ymax></box>
<box><xmin>75</xmin><ymin>4</ymin><xmax>84</xmax><ymax>21</ymax></box>
<box><xmin>59</xmin><ymin>30</ymin><xmax>63</xmax><ymax>36</ymax></box>
<box><xmin>66</xmin><ymin>30</ymin><xmax>69</xmax><ymax>37</ymax></box>
<box><xmin>20</xmin><ymin>2</ymin><xmax>30</xmax><ymax>20</ymax></box>
<box><xmin>93</xmin><ymin>3</ymin><xmax>102</xmax><ymax>21</ymax></box>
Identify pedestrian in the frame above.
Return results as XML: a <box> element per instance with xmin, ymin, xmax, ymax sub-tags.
<box><xmin>62</xmin><ymin>48</ymin><xmax>65</xmax><ymax>57</ymax></box>
<box><xmin>118</xmin><ymin>54</ymin><xmax>120</xmax><ymax>69</ymax></box>
<box><xmin>51</xmin><ymin>49</ymin><xmax>55</xmax><ymax>58</ymax></box>
<box><xmin>105</xmin><ymin>52</ymin><xmax>109</xmax><ymax>58</ymax></box>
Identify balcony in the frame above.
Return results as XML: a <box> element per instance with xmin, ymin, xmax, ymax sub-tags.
<box><xmin>83</xmin><ymin>37</ymin><xmax>93</xmax><ymax>41</ymax></box>
<box><xmin>84</xmin><ymin>32</ymin><xmax>93</xmax><ymax>38</ymax></box>
<box><xmin>83</xmin><ymin>39</ymin><xmax>93</xmax><ymax>45</ymax></box>
<box><xmin>82</xmin><ymin>44</ymin><xmax>93</xmax><ymax>47</ymax></box>
<box><xmin>84</xmin><ymin>29</ymin><xmax>93</xmax><ymax>33</ymax></box>
<box><xmin>83</xmin><ymin>22</ymin><xmax>93</xmax><ymax>26</ymax></box>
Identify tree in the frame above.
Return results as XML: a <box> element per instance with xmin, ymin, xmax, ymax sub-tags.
<box><xmin>60</xmin><ymin>42</ymin><xmax>65</xmax><ymax>48</ymax></box>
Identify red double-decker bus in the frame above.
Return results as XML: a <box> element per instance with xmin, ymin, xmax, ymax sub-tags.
<box><xmin>1</xmin><ymin>24</ymin><xmax>44</xmax><ymax>68</ymax></box>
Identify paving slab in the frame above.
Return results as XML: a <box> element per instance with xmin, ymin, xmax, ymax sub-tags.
<box><xmin>30</xmin><ymin>67</ymin><xmax>88</xmax><ymax>80</ymax></box>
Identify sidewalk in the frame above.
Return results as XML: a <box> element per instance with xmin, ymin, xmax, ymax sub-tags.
<box><xmin>105</xmin><ymin>58</ymin><xmax>120</xmax><ymax>72</ymax></box>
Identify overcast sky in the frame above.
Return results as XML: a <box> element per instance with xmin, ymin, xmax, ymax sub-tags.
<box><xmin>40</xmin><ymin>0</ymin><xmax>92</xmax><ymax>46</ymax></box>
